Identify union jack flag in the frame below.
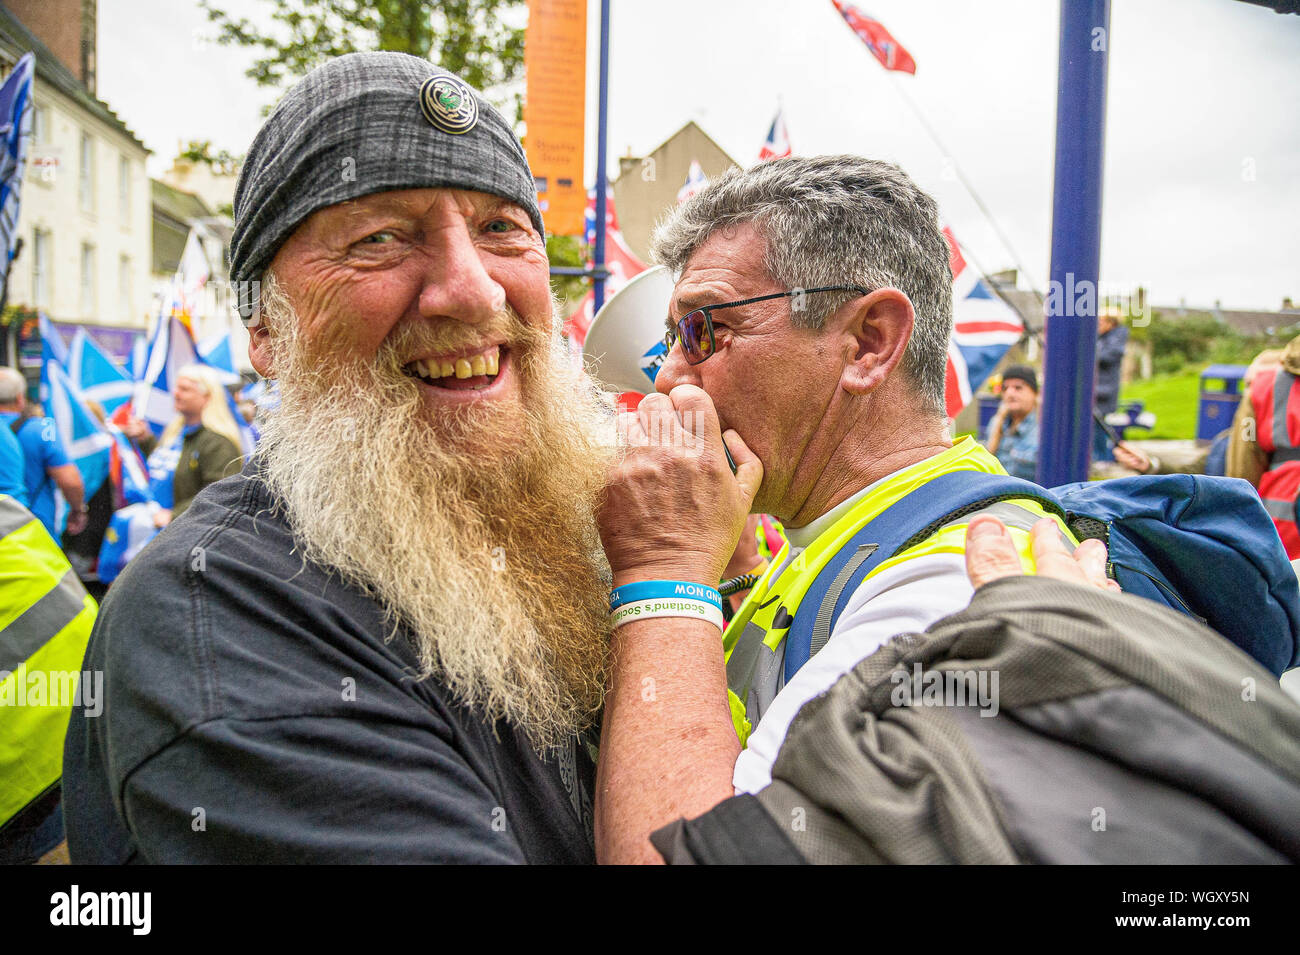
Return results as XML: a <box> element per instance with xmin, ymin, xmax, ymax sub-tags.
<box><xmin>758</xmin><ymin>109</ymin><xmax>792</xmax><ymax>162</ymax></box>
<box><xmin>831</xmin><ymin>1</ymin><xmax>917</xmax><ymax>75</ymax></box>
<box><xmin>566</xmin><ymin>190</ymin><xmax>647</xmax><ymax>347</ymax></box>
<box><xmin>677</xmin><ymin>160</ymin><xmax>708</xmax><ymax>204</ymax></box>
<box><xmin>584</xmin><ymin>187</ymin><xmax>619</xmax><ymax>248</ymax></box>
<box><xmin>943</xmin><ymin>227</ymin><xmax>1025</xmax><ymax>419</ymax></box>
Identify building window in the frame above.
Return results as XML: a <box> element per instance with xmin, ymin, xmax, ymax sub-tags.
<box><xmin>118</xmin><ymin>154</ymin><xmax>130</xmax><ymax>225</ymax></box>
<box><xmin>32</xmin><ymin>230</ymin><xmax>51</xmax><ymax>308</ymax></box>
<box><xmin>79</xmin><ymin>132</ymin><xmax>94</xmax><ymax>214</ymax></box>
<box><xmin>32</xmin><ymin>104</ymin><xmax>47</xmax><ymax>143</ymax></box>
<box><xmin>80</xmin><ymin>243</ymin><xmax>96</xmax><ymax>316</ymax></box>
<box><xmin>118</xmin><ymin>254</ymin><xmax>131</xmax><ymax>320</ymax></box>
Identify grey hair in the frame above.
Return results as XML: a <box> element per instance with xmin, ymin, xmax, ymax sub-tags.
<box><xmin>651</xmin><ymin>155</ymin><xmax>953</xmax><ymax>416</ymax></box>
<box><xmin>0</xmin><ymin>367</ymin><xmax>25</xmax><ymax>405</ymax></box>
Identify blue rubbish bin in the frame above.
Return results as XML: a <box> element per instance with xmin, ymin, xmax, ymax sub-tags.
<box><xmin>1198</xmin><ymin>364</ymin><xmax>1248</xmax><ymax>442</ymax></box>
<box><xmin>977</xmin><ymin>394</ymin><xmax>1002</xmax><ymax>440</ymax></box>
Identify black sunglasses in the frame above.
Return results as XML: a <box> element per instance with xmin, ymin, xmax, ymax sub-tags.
<box><xmin>664</xmin><ymin>285</ymin><xmax>869</xmax><ymax>365</ymax></box>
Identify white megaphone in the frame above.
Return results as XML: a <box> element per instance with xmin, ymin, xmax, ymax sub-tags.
<box><xmin>582</xmin><ymin>266</ymin><xmax>675</xmax><ymax>394</ymax></box>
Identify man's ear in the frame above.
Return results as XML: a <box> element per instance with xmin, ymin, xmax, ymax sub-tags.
<box><xmin>247</xmin><ymin>318</ymin><xmax>275</xmax><ymax>378</ymax></box>
<box><xmin>838</xmin><ymin>287</ymin><xmax>914</xmax><ymax>395</ymax></box>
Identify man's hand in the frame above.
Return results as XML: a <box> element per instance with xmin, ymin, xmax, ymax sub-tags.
<box><xmin>65</xmin><ymin>507</ymin><xmax>88</xmax><ymax>537</ymax></box>
<box><xmin>594</xmin><ymin>385</ymin><xmax>762</xmax><ymax>865</ymax></box>
<box><xmin>597</xmin><ymin>384</ymin><xmax>763</xmax><ymax>588</ymax></box>
<box><xmin>122</xmin><ymin>416</ymin><xmax>150</xmax><ymax>441</ymax></box>
<box><xmin>1113</xmin><ymin>442</ymin><xmax>1154</xmax><ymax>474</ymax></box>
<box><xmin>965</xmin><ymin>515</ymin><xmax>1119</xmax><ymax>592</ymax></box>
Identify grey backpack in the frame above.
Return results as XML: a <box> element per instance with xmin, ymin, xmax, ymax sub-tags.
<box><xmin>652</xmin><ymin>576</ymin><xmax>1300</xmax><ymax>864</ymax></box>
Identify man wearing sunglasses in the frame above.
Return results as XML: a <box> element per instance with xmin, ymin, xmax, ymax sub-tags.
<box><xmin>594</xmin><ymin>154</ymin><xmax>1076</xmax><ymax>863</ymax></box>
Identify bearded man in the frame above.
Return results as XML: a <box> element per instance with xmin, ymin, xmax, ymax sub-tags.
<box><xmin>62</xmin><ymin>53</ymin><xmax>615</xmax><ymax>863</ymax></box>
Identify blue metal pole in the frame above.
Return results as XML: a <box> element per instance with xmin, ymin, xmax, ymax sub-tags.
<box><xmin>1039</xmin><ymin>0</ymin><xmax>1111</xmax><ymax>487</ymax></box>
<box><xmin>592</xmin><ymin>0</ymin><xmax>611</xmax><ymax>313</ymax></box>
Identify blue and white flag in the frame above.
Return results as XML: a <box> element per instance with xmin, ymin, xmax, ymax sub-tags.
<box><xmin>108</xmin><ymin>419</ymin><xmax>152</xmax><ymax>505</ymax></box>
<box><xmin>676</xmin><ymin>159</ymin><xmax>708</xmax><ymax>204</ymax></box>
<box><xmin>0</xmin><ymin>52</ymin><xmax>33</xmax><ymax>293</ymax></box>
<box><xmin>941</xmin><ymin>226</ymin><xmax>1025</xmax><ymax>418</ymax></box>
<box><xmin>127</xmin><ymin>334</ymin><xmax>147</xmax><ymax>380</ymax></box>
<box><xmin>197</xmin><ymin>329</ymin><xmax>242</xmax><ymax>387</ymax></box>
<box><xmin>98</xmin><ymin>502</ymin><xmax>162</xmax><ymax>584</ymax></box>
<box><xmin>132</xmin><ymin>314</ymin><xmax>199</xmax><ymax>433</ymax></box>
<box><xmin>44</xmin><ymin>359</ymin><xmax>112</xmax><ymax>531</ymax></box>
<box><xmin>68</xmin><ymin>327</ymin><xmax>134</xmax><ymax>414</ymax></box>
<box><xmin>38</xmin><ymin>310</ymin><xmax>67</xmax><ymax>367</ymax></box>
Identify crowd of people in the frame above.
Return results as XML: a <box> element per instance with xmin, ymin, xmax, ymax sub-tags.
<box><xmin>2</xmin><ymin>51</ymin><xmax>1297</xmax><ymax>867</ymax></box>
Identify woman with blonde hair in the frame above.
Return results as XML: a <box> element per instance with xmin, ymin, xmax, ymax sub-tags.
<box><xmin>127</xmin><ymin>364</ymin><xmax>244</xmax><ymax>527</ymax></box>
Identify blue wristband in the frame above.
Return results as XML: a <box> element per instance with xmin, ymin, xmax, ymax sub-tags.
<box><xmin>610</xmin><ymin>580</ymin><xmax>723</xmax><ymax>612</ymax></box>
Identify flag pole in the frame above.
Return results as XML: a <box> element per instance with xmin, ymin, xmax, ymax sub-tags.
<box><xmin>1039</xmin><ymin>0</ymin><xmax>1111</xmax><ymax>487</ymax></box>
<box><xmin>592</xmin><ymin>0</ymin><xmax>611</xmax><ymax>313</ymax></box>
<box><xmin>1</xmin><ymin>237</ymin><xmax>22</xmax><ymax>367</ymax></box>
<box><xmin>885</xmin><ymin>73</ymin><xmax>1043</xmax><ymax>294</ymax></box>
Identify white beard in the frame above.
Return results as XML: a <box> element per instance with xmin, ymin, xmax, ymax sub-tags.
<box><xmin>256</xmin><ymin>276</ymin><xmax>617</xmax><ymax>753</ymax></box>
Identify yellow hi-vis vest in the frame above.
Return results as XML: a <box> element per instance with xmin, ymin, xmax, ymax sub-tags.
<box><xmin>722</xmin><ymin>439</ymin><xmax>1076</xmax><ymax>745</ymax></box>
<box><xmin>0</xmin><ymin>495</ymin><xmax>97</xmax><ymax>829</ymax></box>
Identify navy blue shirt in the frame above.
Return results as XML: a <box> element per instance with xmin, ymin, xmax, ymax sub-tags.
<box><xmin>63</xmin><ymin>461</ymin><xmax>597</xmax><ymax>864</ymax></box>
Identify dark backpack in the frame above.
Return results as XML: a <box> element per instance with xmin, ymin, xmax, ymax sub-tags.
<box><xmin>784</xmin><ymin>471</ymin><xmax>1300</xmax><ymax>680</ymax></box>
<box><xmin>654</xmin><ymin>576</ymin><xmax>1300</xmax><ymax>864</ymax></box>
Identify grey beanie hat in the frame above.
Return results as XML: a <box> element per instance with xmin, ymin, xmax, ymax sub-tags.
<box><xmin>229</xmin><ymin>51</ymin><xmax>543</xmax><ymax>321</ymax></box>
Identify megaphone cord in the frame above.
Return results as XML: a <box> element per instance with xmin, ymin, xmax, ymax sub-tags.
<box><xmin>719</xmin><ymin>573</ymin><xmax>761</xmax><ymax>598</ymax></box>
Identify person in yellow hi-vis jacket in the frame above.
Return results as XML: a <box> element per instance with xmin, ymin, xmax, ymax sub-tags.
<box><xmin>593</xmin><ymin>156</ymin><xmax>1082</xmax><ymax>864</ymax></box>
<box><xmin>0</xmin><ymin>494</ymin><xmax>97</xmax><ymax>863</ymax></box>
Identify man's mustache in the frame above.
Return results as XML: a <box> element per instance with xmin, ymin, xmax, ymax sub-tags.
<box><xmin>382</xmin><ymin>310</ymin><xmax>532</xmax><ymax>367</ymax></box>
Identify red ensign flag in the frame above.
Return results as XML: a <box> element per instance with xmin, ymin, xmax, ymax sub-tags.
<box><xmin>831</xmin><ymin>1</ymin><xmax>917</xmax><ymax>75</ymax></box>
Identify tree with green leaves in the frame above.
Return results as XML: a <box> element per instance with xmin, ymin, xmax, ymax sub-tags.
<box><xmin>200</xmin><ymin>0</ymin><xmax>526</xmax><ymax>113</ymax></box>
<box><xmin>201</xmin><ymin>1</ymin><xmax>590</xmax><ymax>301</ymax></box>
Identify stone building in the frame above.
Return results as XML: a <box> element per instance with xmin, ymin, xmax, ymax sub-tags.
<box><xmin>0</xmin><ymin>1</ymin><xmax>152</xmax><ymax>337</ymax></box>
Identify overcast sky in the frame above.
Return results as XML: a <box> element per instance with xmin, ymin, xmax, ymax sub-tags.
<box><xmin>98</xmin><ymin>0</ymin><xmax>1298</xmax><ymax>310</ymax></box>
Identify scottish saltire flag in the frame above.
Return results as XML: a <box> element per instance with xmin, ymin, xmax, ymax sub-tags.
<box><xmin>197</xmin><ymin>329</ymin><xmax>242</xmax><ymax>387</ymax></box>
<box><xmin>224</xmin><ymin>387</ymin><xmax>256</xmax><ymax>456</ymax></box>
<box><xmin>677</xmin><ymin>160</ymin><xmax>708</xmax><ymax>204</ymax></box>
<box><xmin>758</xmin><ymin>109</ymin><xmax>792</xmax><ymax>161</ymax></box>
<box><xmin>241</xmin><ymin>378</ymin><xmax>280</xmax><ymax>415</ymax></box>
<box><xmin>144</xmin><ymin>431</ymin><xmax>183</xmax><ymax>507</ymax></box>
<box><xmin>38</xmin><ymin>311</ymin><xmax>67</xmax><ymax>366</ymax></box>
<box><xmin>67</xmin><ymin>327</ymin><xmax>134</xmax><ymax>414</ymax></box>
<box><xmin>44</xmin><ymin>360</ymin><xmax>112</xmax><ymax>531</ymax></box>
<box><xmin>198</xmin><ymin>330</ymin><xmax>235</xmax><ymax>375</ymax></box>
<box><xmin>831</xmin><ymin>2</ymin><xmax>917</xmax><ymax>75</ymax></box>
<box><xmin>0</xmin><ymin>52</ymin><xmax>34</xmax><ymax>292</ymax></box>
<box><xmin>98</xmin><ymin>502</ymin><xmax>162</xmax><ymax>584</ymax></box>
<box><xmin>133</xmin><ymin>314</ymin><xmax>199</xmax><ymax>433</ymax></box>
<box><xmin>942</xmin><ymin>227</ymin><xmax>1025</xmax><ymax>419</ymax></box>
<box><xmin>127</xmin><ymin>334</ymin><xmax>147</xmax><ymax>380</ymax></box>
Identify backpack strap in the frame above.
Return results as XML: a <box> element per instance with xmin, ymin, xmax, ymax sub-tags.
<box><xmin>785</xmin><ymin>471</ymin><xmax>1066</xmax><ymax>682</ymax></box>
